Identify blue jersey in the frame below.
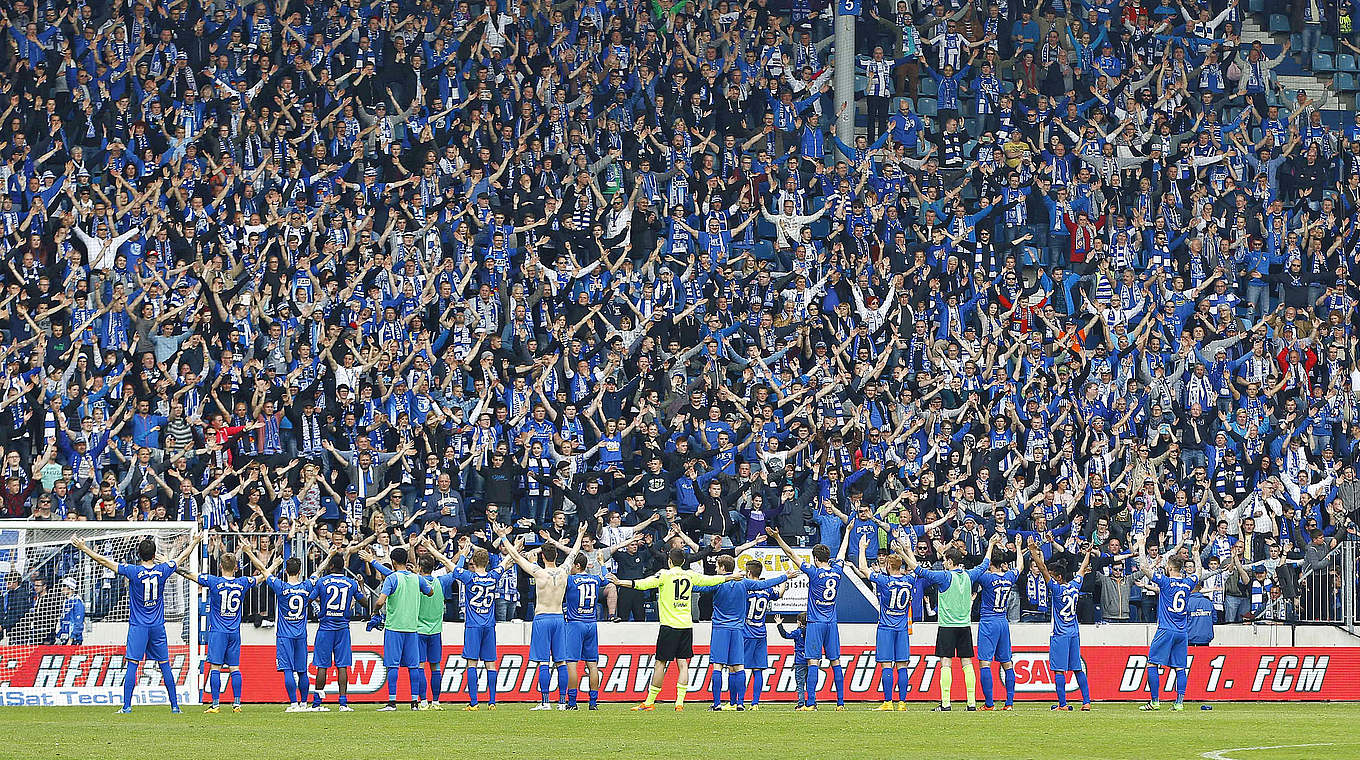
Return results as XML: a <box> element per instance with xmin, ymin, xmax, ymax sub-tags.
<box><xmin>310</xmin><ymin>574</ymin><xmax>363</xmax><ymax>630</ymax></box>
<box><xmin>450</xmin><ymin>563</ymin><xmax>508</xmax><ymax>627</ymax></box>
<box><xmin>867</xmin><ymin>571</ymin><xmax>914</xmax><ymax>630</ymax></box>
<box><xmin>847</xmin><ymin>517</ymin><xmax>880</xmax><ymax>560</ymax></box>
<box><xmin>118</xmin><ymin>561</ymin><xmax>178</xmax><ymax>627</ymax></box>
<box><xmin>565</xmin><ymin>573</ymin><xmax>606</xmax><ymax>622</ymax></box>
<box><xmin>1154</xmin><ymin>572</ymin><xmax>1198</xmax><ymax>633</ymax></box>
<box><xmin>1048</xmin><ymin>575</ymin><xmax>1084</xmax><ymax>636</ymax></box>
<box><xmin>743</xmin><ymin>587</ymin><xmax>780</xmax><ymax>638</ymax></box>
<box><xmin>711</xmin><ymin>575</ymin><xmax>789</xmax><ymax>629</ymax></box>
<box><xmin>200</xmin><ymin>574</ymin><xmax>258</xmax><ymax>634</ymax></box>
<box><xmin>266</xmin><ymin>577</ymin><xmax>314</xmax><ymax>639</ymax></box>
<box><xmin>978</xmin><ymin>569</ymin><xmax>1018</xmax><ymax>620</ymax></box>
<box><xmin>801</xmin><ymin>561</ymin><xmax>846</xmax><ymax>624</ymax></box>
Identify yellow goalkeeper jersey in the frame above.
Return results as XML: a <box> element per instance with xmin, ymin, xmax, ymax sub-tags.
<box><xmin>634</xmin><ymin>567</ymin><xmax>729</xmax><ymax>628</ymax></box>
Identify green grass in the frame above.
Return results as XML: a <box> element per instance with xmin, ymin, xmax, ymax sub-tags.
<box><xmin>5</xmin><ymin>703</ymin><xmax>1358</xmax><ymax>760</ymax></box>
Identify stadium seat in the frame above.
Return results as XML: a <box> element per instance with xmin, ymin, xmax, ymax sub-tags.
<box><xmin>756</xmin><ymin>219</ymin><xmax>776</xmax><ymax>240</ymax></box>
<box><xmin>916</xmin><ymin>98</ymin><xmax>937</xmax><ymax>117</ymax></box>
<box><xmin>1337</xmin><ymin>53</ymin><xmax>1357</xmax><ymax>71</ymax></box>
<box><xmin>1312</xmin><ymin>53</ymin><xmax>1334</xmax><ymax>73</ymax></box>
<box><xmin>1320</xmin><ymin>36</ymin><xmax>1336</xmax><ymax>53</ymax></box>
<box><xmin>1269</xmin><ymin>14</ymin><xmax>1290</xmax><ymax>32</ymax></box>
<box><xmin>809</xmin><ymin>219</ymin><xmax>830</xmax><ymax>238</ymax></box>
<box><xmin>1334</xmin><ymin>72</ymin><xmax>1358</xmax><ymax>91</ymax></box>
<box><xmin>752</xmin><ymin>239</ymin><xmax>774</xmax><ymax>262</ymax></box>
<box><xmin>1248</xmin><ymin>0</ymin><xmax>1264</xmax><ymax>11</ymax></box>
<box><xmin>919</xmin><ymin>78</ymin><xmax>938</xmax><ymax>97</ymax></box>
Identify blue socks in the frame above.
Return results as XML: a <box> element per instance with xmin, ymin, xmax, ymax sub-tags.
<box><xmin>712</xmin><ymin>669</ymin><xmax>724</xmax><ymax>708</ymax></box>
<box><xmin>882</xmin><ymin>667</ymin><xmax>894</xmax><ymax>701</ymax></box>
<box><xmin>295</xmin><ymin>672</ymin><xmax>308</xmax><ymax>705</ymax></box>
<box><xmin>1075</xmin><ymin>670</ymin><xmax>1090</xmax><ymax>705</ymax></box>
<box><xmin>751</xmin><ymin>670</ymin><xmax>763</xmax><ymax>705</ymax></box>
<box><xmin>1147</xmin><ymin>666</ymin><xmax>1161</xmax><ymax>701</ymax></box>
<box><xmin>430</xmin><ymin>669</ymin><xmax>441</xmax><ymax>702</ymax></box>
<box><xmin>979</xmin><ymin>665</ymin><xmax>994</xmax><ymax>707</ymax></box>
<box><xmin>467</xmin><ymin>667</ymin><xmax>479</xmax><ymax>706</ymax></box>
<box><xmin>1003</xmin><ymin>667</ymin><xmax>1016</xmax><ymax>706</ymax></box>
<box><xmin>807</xmin><ymin>666</ymin><xmax>819</xmax><ymax>706</ymax></box>
<box><xmin>1175</xmin><ymin>668</ymin><xmax>1187</xmax><ymax>703</ymax></box>
<box><xmin>487</xmin><ymin>670</ymin><xmax>498</xmax><ymax>704</ymax></box>
<box><xmin>1055</xmin><ymin>672</ymin><xmax>1067</xmax><ymax>707</ymax></box>
<box><xmin>832</xmin><ymin>665</ymin><xmax>845</xmax><ymax>706</ymax></box>
<box><xmin>387</xmin><ymin>667</ymin><xmax>400</xmax><ymax>700</ymax></box>
<box><xmin>567</xmin><ymin>688</ymin><xmax>578</xmax><ymax>708</ymax></box>
<box><xmin>896</xmin><ymin>667</ymin><xmax>909</xmax><ymax>701</ymax></box>
<box><xmin>537</xmin><ymin>665</ymin><xmax>551</xmax><ymax>704</ymax></box>
<box><xmin>209</xmin><ymin>669</ymin><xmax>222</xmax><ymax>705</ymax></box>
<box><xmin>124</xmin><ymin>661</ymin><xmax>138</xmax><ymax>708</ymax></box>
<box><xmin>410</xmin><ymin>667</ymin><xmax>426</xmax><ymax>702</ymax></box>
<box><xmin>556</xmin><ymin>665</ymin><xmax>568</xmax><ymax>703</ymax></box>
<box><xmin>230</xmin><ymin>671</ymin><xmax>242</xmax><ymax>705</ymax></box>
<box><xmin>730</xmin><ymin>670</ymin><xmax>746</xmax><ymax>707</ymax></box>
<box><xmin>283</xmin><ymin>671</ymin><xmax>298</xmax><ymax>704</ymax></box>
<box><xmin>588</xmin><ymin>690</ymin><xmax>598</xmax><ymax>708</ymax></box>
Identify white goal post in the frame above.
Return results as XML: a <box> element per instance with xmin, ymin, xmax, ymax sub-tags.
<box><xmin>0</xmin><ymin>521</ymin><xmax>203</xmax><ymax>707</ymax></box>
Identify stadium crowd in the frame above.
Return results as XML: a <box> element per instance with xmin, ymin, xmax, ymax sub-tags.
<box><xmin>0</xmin><ymin>0</ymin><xmax>1358</xmax><ymax>646</ymax></box>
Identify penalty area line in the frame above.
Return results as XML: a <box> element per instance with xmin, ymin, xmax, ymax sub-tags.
<box><xmin>1201</xmin><ymin>744</ymin><xmax>1333</xmax><ymax>760</ymax></box>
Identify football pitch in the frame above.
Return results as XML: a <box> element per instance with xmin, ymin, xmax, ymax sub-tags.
<box><xmin>6</xmin><ymin>703</ymin><xmax>1359</xmax><ymax>760</ymax></box>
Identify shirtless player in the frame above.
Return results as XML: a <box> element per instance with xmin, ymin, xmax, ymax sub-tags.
<box><xmin>497</xmin><ymin>524</ymin><xmax>583</xmax><ymax>710</ymax></box>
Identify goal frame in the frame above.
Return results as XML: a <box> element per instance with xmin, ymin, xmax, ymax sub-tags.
<box><xmin>0</xmin><ymin>520</ymin><xmax>204</xmax><ymax>706</ymax></box>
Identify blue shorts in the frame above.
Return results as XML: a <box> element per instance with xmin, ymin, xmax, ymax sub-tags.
<box><xmin>804</xmin><ymin>622</ymin><xmax>841</xmax><ymax>661</ymax></box>
<box><xmin>463</xmin><ymin>624</ymin><xmax>497</xmax><ymax>663</ymax></box>
<box><xmin>126</xmin><ymin>624</ymin><xmax>169</xmax><ymax>663</ymax></box>
<box><xmin>420</xmin><ymin>633</ymin><xmax>443</xmax><ymax>665</ymax></box>
<box><xmin>528</xmin><ymin>613</ymin><xmax>565</xmax><ymax>663</ymax></box>
<box><xmin>710</xmin><ymin>627</ymin><xmax>745</xmax><ymax>666</ymax></box>
<box><xmin>276</xmin><ymin>635</ymin><xmax>308</xmax><ymax>672</ymax></box>
<box><xmin>977</xmin><ymin>617</ymin><xmax>1013</xmax><ymax>663</ymax></box>
<box><xmin>742</xmin><ymin>635</ymin><xmax>769</xmax><ymax>670</ymax></box>
<box><xmin>875</xmin><ymin>627</ymin><xmax>910</xmax><ymax>663</ymax></box>
<box><xmin>1148</xmin><ymin>628</ymin><xmax>1188</xmax><ymax>669</ymax></box>
<box><xmin>1048</xmin><ymin>633</ymin><xmax>1083</xmax><ymax>673</ymax></box>
<box><xmin>313</xmin><ymin>627</ymin><xmax>353</xmax><ymax>669</ymax></box>
<box><xmin>384</xmin><ymin>630</ymin><xmax>421</xmax><ymax>668</ymax></box>
<box><xmin>564</xmin><ymin>620</ymin><xmax>599</xmax><ymax>663</ymax></box>
<box><xmin>206</xmin><ymin>631</ymin><xmax>242</xmax><ymax>667</ymax></box>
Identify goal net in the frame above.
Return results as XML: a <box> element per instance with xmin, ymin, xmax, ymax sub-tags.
<box><xmin>0</xmin><ymin>521</ymin><xmax>202</xmax><ymax>707</ymax></box>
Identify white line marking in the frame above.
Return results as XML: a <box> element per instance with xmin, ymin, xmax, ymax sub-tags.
<box><xmin>1201</xmin><ymin>744</ymin><xmax>1333</xmax><ymax>760</ymax></box>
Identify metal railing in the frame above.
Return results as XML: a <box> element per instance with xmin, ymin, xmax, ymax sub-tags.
<box><xmin>1293</xmin><ymin>541</ymin><xmax>1356</xmax><ymax>635</ymax></box>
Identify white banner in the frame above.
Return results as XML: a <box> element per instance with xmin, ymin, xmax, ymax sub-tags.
<box><xmin>735</xmin><ymin>547</ymin><xmax>813</xmax><ymax>614</ymax></box>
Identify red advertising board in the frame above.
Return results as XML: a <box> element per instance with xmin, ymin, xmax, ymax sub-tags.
<box><xmin>3</xmin><ymin>644</ymin><xmax>1356</xmax><ymax>703</ymax></box>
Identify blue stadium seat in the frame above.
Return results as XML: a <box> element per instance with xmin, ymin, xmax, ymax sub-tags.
<box><xmin>916</xmin><ymin>98</ymin><xmax>937</xmax><ymax>117</ymax></box>
<box><xmin>1269</xmin><ymin>14</ymin><xmax>1291</xmax><ymax>32</ymax></box>
<box><xmin>1320</xmin><ymin>36</ymin><xmax>1336</xmax><ymax>53</ymax></box>
<box><xmin>1334</xmin><ymin>72</ymin><xmax>1358</xmax><ymax>91</ymax></box>
<box><xmin>1248</xmin><ymin>0</ymin><xmax>1264</xmax><ymax>11</ymax></box>
<box><xmin>854</xmin><ymin>75</ymin><xmax>867</xmax><ymax>93</ymax></box>
<box><xmin>1312</xmin><ymin>53</ymin><xmax>1334</xmax><ymax>73</ymax></box>
<box><xmin>752</xmin><ymin>240</ymin><xmax>774</xmax><ymax>263</ymax></box>
<box><xmin>919</xmin><ymin>78</ymin><xmax>938</xmax><ymax>97</ymax></box>
<box><xmin>1337</xmin><ymin>53</ymin><xmax>1358</xmax><ymax>71</ymax></box>
<box><xmin>809</xmin><ymin>219</ymin><xmax>830</xmax><ymax>238</ymax></box>
<box><xmin>756</xmin><ymin>219</ymin><xmax>777</xmax><ymax>240</ymax></box>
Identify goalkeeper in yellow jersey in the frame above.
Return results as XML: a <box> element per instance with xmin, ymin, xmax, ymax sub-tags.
<box><xmin>609</xmin><ymin>549</ymin><xmax>739</xmax><ymax>711</ymax></box>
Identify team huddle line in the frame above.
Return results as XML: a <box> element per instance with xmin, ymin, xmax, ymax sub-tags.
<box><xmin>70</xmin><ymin>523</ymin><xmax>1226</xmax><ymax>712</ymax></box>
